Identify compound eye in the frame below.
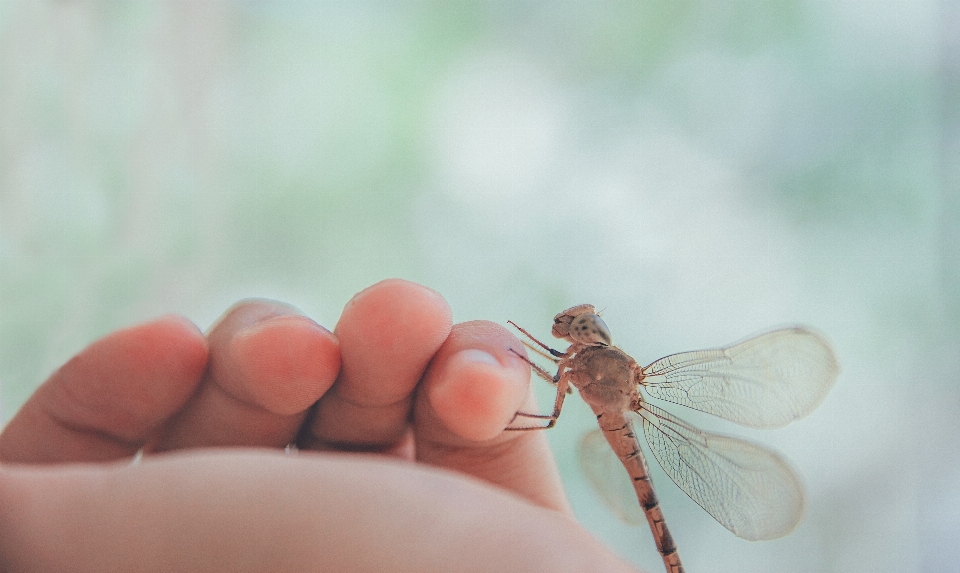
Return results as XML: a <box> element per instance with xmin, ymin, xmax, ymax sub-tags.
<box><xmin>568</xmin><ymin>313</ymin><xmax>612</xmax><ymax>346</ymax></box>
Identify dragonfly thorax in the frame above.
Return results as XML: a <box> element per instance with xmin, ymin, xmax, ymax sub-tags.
<box><xmin>567</xmin><ymin>345</ymin><xmax>638</xmax><ymax>413</ymax></box>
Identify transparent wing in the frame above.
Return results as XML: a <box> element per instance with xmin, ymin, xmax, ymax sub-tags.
<box><xmin>635</xmin><ymin>403</ymin><xmax>804</xmax><ymax>541</ymax></box>
<box><xmin>641</xmin><ymin>327</ymin><xmax>838</xmax><ymax>428</ymax></box>
<box><xmin>578</xmin><ymin>429</ymin><xmax>645</xmax><ymax>525</ymax></box>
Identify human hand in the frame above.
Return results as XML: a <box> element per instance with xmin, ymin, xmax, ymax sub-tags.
<box><xmin>0</xmin><ymin>279</ymin><xmax>637</xmax><ymax>573</ymax></box>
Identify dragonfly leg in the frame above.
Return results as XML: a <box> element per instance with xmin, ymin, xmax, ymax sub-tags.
<box><xmin>506</xmin><ymin>413</ymin><xmax>557</xmax><ymax>430</ymax></box>
<box><xmin>505</xmin><ymin>372</ymin><xmax>571</xmax><ymax>431</ymax></box>
<box><xmin>509</xmin><ymin>348</ymin><xmax>557</xmax><ymax>383</ymax></box>
<box><xmin>520</xmin><ymin>339</ymin><xmax>560</xmax><ymax>364</ymax></box>
<box><xmin>507</xmin><ymin>320</ymin><xmax>567</xmax><ymax>358</ymax></box>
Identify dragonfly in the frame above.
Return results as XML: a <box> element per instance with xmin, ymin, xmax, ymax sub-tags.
<box><xmin>507</xmin><ymin>305</ymin><xmax>838</xmax><ymax>573</ymax></box>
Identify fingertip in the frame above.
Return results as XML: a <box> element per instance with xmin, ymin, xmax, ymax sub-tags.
<box><xmin>427</xmin><ymin>349</ymin><xmax>528</xmax><ymax>443</ymax></box>
<box><xmin>340</xmin><ymin>279</ymin><xmax>452</xmax><ymax>353</ymax></box>
<box><xmin>156</xmin><ymin>302</ymin><xmax>342</xmax><ymax>451</ymax></box>
<box><xmin>418</xmin><ymin>321</ymin><xmax>532</xmax><ymax>443</ymax></box>
<box><xmin>229</xmin><ymin>316</ymin><xmax>341</xmax><ymax>416</ymax></box>
<box><xmin>335</xmin><ymin>278</ymin><xmax>453</xmax><ymax>404</ymax></box>
<box><xmin>144</xmin><ymin>315</ymin><xmax>210</xmax><ymax>385</ymax></box>
<box><xmin>300</xmin><ymin>280</ymin><xmax>453</xmax><ymax>452</ymax></box>
<box><xmin>0</xmin><ymin>314</ymin><xmax>210</xmax><ymax>463</ymax></box>
<box><xmin>91</xmin><ymin>314</ymin><xmax>210</xmax><ymax>428</ymax></box>
<box><xmin>414</xmin><ymin>321</ymin><xmax>571</xmax><ymax>513</ymax></box>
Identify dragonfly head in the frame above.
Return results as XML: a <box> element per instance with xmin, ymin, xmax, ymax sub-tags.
<box><xmin>552</xmin><ymin>304</ymin><xmax>612</xmax><ymax>346</ymax></box>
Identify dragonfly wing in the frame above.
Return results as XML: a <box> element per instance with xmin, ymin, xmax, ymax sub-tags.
<box><xmin>641</xmin><ymin>327</ymin><xmax>838</xmax><ymax>428</ymax></box>
<box><xmin>635</xmin><ymin>404</ymin><xmax>804</xmax><ymax>541</ymax></box>
<box><xmin>578</xmin><ymin>429</ymin><xmax>645</xmax><ymax>525</ymax></box>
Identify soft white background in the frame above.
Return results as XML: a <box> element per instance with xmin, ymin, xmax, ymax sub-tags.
<box><xmin>2</xmin><ymin>2</ymin><xmax>958</xmax><ymax>572</ymax></box>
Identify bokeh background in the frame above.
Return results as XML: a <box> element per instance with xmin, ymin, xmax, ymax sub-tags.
<box><xmin>2</xmin><ymin>1</ymin><xmax>958</xmax><ymax>572</ymax></box>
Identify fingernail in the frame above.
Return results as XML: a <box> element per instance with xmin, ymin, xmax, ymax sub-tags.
<box><xmin>451</xmin><ymin>349</ymin><xmax>500</xmax><ymax>368</ymax></box>
<box><xmin>236</xmin><ymin>314</ymin><xmax>327</xmax><ymax>339</ymax></box>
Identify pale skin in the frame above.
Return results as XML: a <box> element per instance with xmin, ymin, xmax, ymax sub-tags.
<box><xmin>0</xmin><ymin>279</ymin><xmax>638</xmax><ymax>573</ymax></box>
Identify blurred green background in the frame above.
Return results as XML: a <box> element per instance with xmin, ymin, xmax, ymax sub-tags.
<box><xmin>2</xmin><ymin>1</ymin><xmax>958</xmax><ymax>572</ymax></box>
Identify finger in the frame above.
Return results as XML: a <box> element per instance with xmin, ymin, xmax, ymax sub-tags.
<box><xmin>155</xmin><ymin>300</ymin><xmax>340</xmax><ymax>451</ymax></box>
<box><xmin>414</xmin><ymin>320</ymin><xmax>572</xmax><ymax>514</ymax></box>
<box><xmin>0</xmin><ymin>316</ymin><xmax>208</xmax><ymax>463</ymax></box>
<box><xmin>0</xmin><ymin>450</ymin><xmax>639</xmax><ymax>573</ymax></box>
<box><xmin>299</xmin><ymin>279</ymin><xmax>452</xmax><ymax>452</ymax></box>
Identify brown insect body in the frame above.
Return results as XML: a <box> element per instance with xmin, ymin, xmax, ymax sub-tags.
<box><xmin>550</xmin><ymin>309</ymin><xmax>683</xmax><ymax>573</ymax></box>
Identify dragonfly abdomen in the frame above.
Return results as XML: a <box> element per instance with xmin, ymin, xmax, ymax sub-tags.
<box><xmin>593</xmin><ymin>409</ymin><xmax>685</xmax><ymax>573</ymax></box>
